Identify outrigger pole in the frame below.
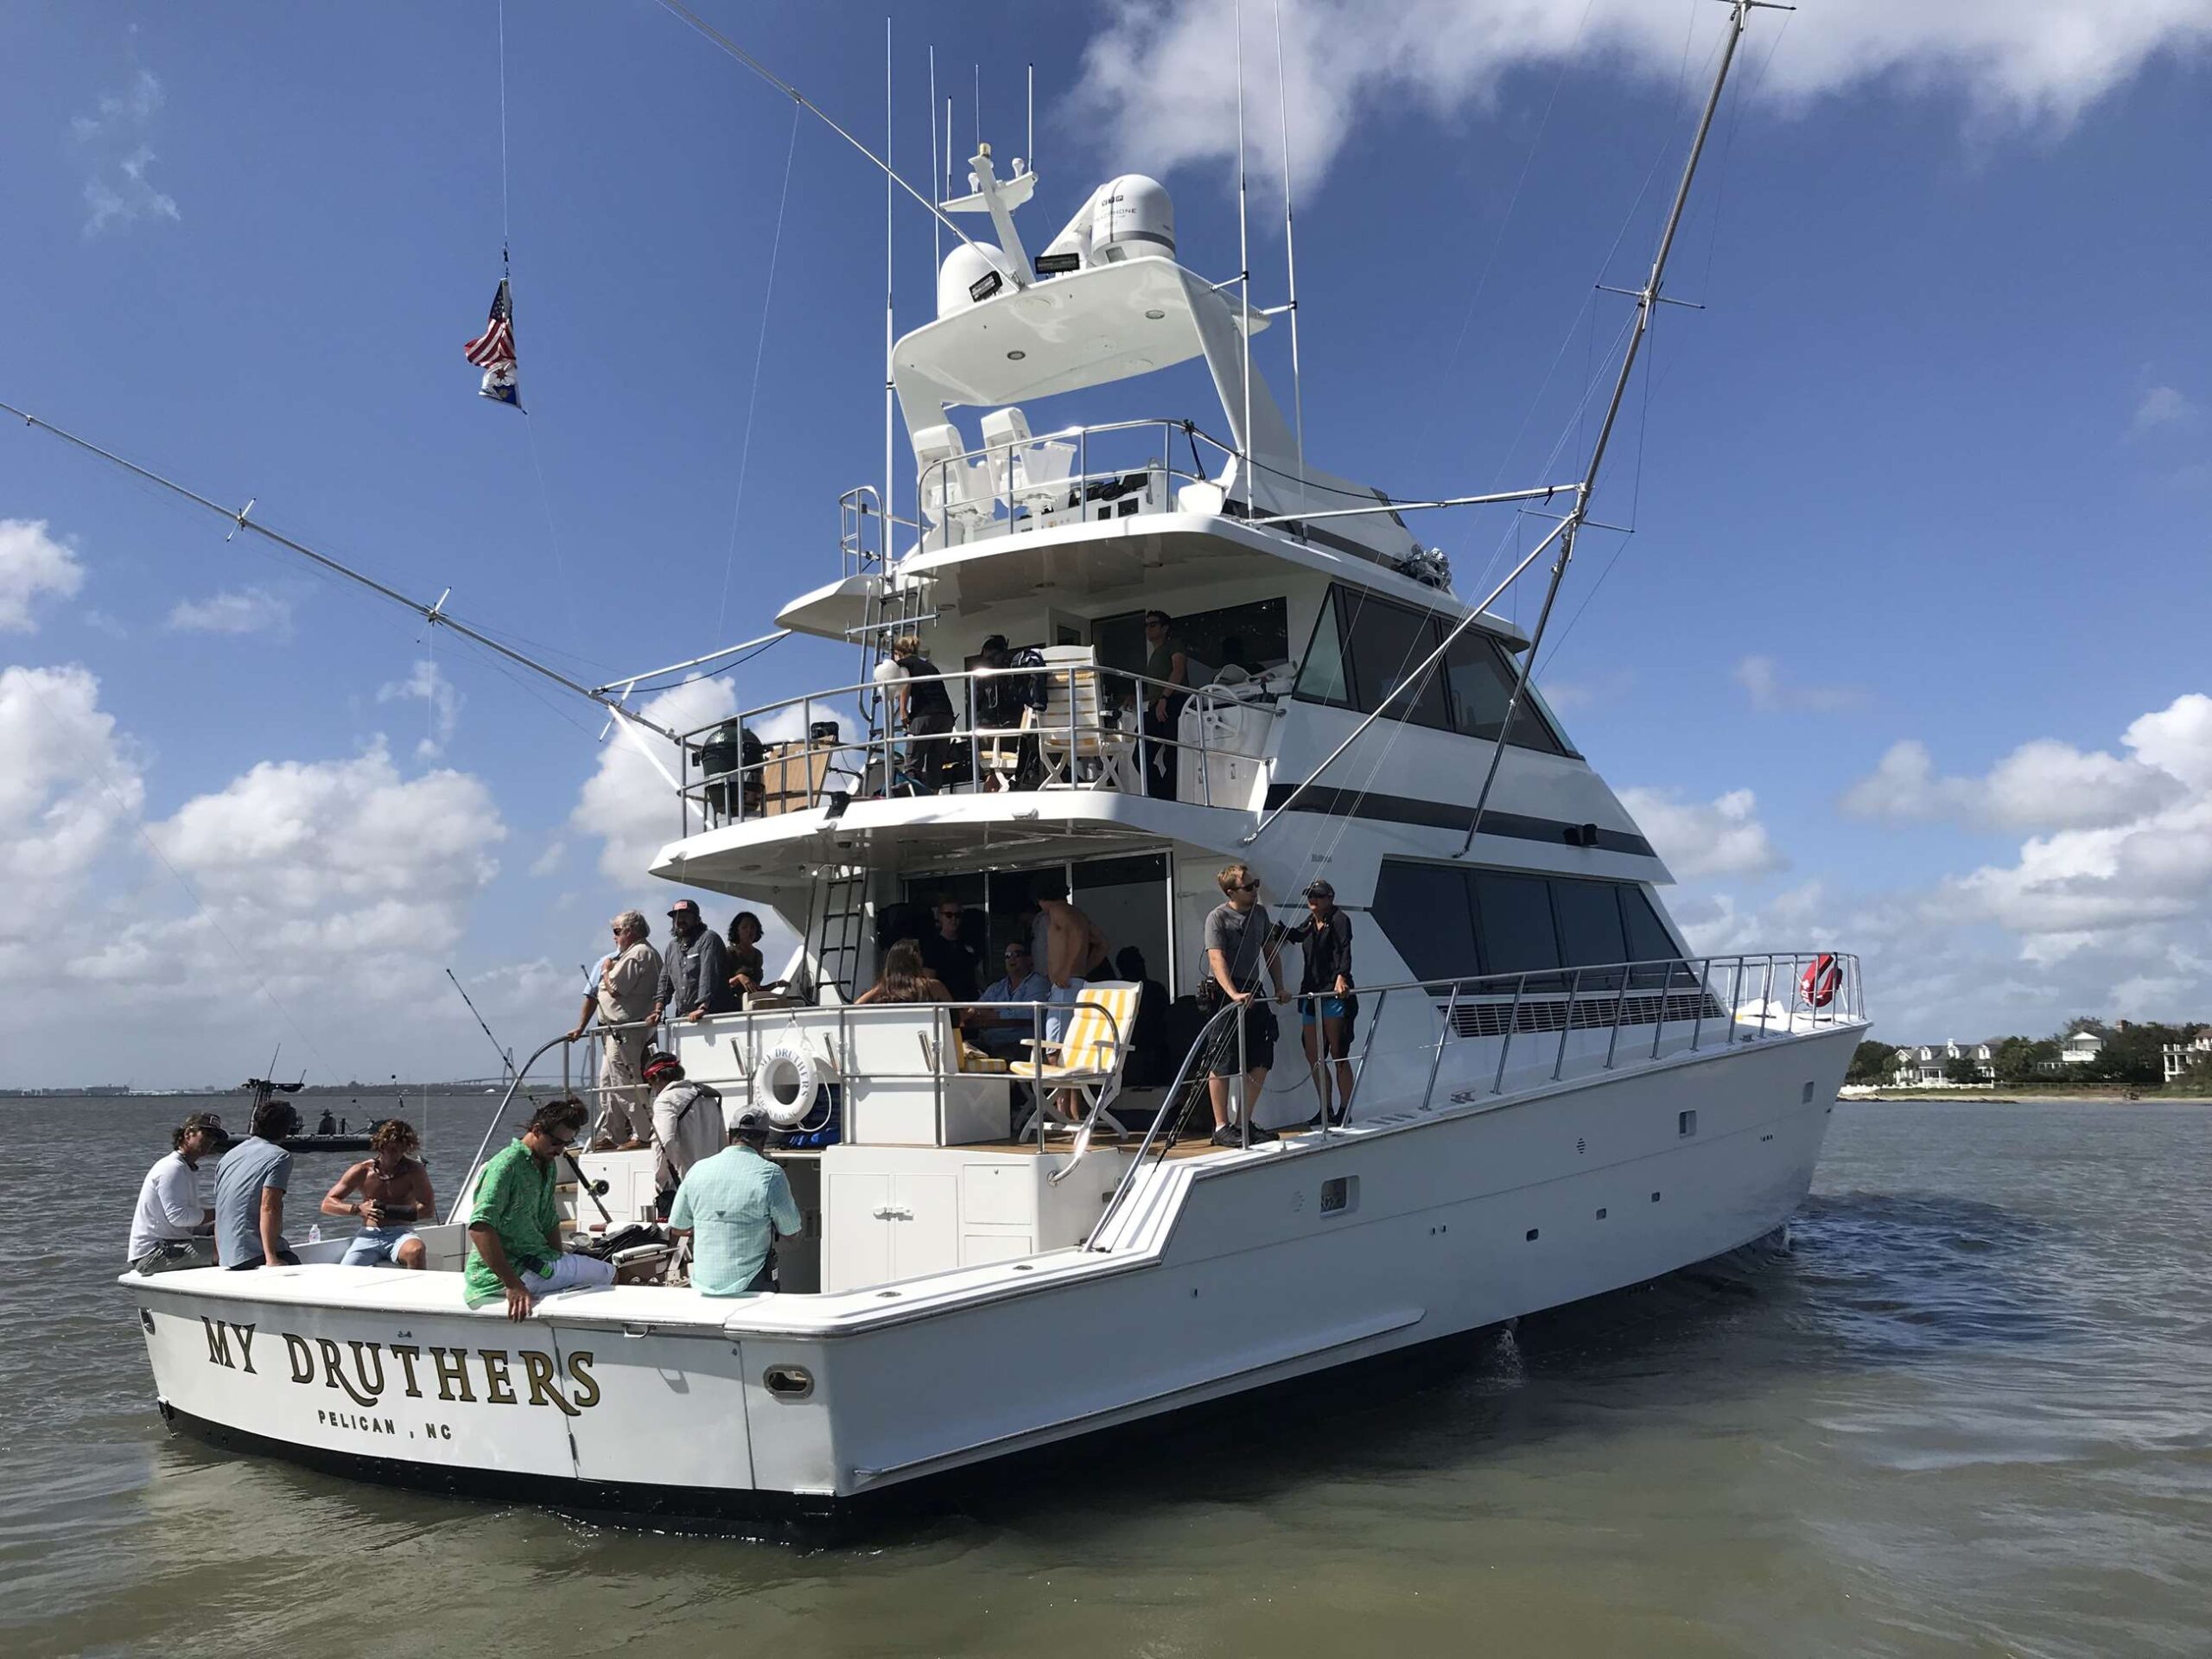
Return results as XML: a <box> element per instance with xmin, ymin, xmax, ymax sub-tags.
<box><xmin>1458</xmin><ymin>0</ymin><xmax>1783</xmax><ymax>857</ymax></box>
<box><xmin>1244</xmin><ymin>0</ymin><xmax>1782</xmax><ymax>848</ymax></box>
<box><xmin>0</xmin><ymin>398</ymin><xmax>685</xmax><ymax>749</ymax></box>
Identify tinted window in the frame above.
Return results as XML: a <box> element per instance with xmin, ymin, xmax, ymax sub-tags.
<box><xmin>1444</xmin><ymin>631</ymin><xmax>1565</xmax><ymax>753</ymax></box>
<box><xmin>1370</xmin><ymin>860</ymin><xmax>1478</xmax><ymax>984</ymax></box>
<box><xmin>1620</xmin><ymin>887</ymin><xmax>1678</xmax><ymax>963</ymax></box>
<box><xmin>1096</xmin><ymin>597</ymin><xmax>1290</xmax><ymax>685</ymax></box>
<box><xmin>1554</xmin><ymin>880</ymin><xmax>1627</xmax><ymax>968</ymax></box>
<box><xmin>1294</xmin><ymin>590</ymin><xmax>1351</xmax><ymax>705</ymax></box>
<box><xmin>1340</xmin><ymin>594</ymin><xmax>1452</xmax><ymax>730</ymax></box>
<box><xmin>1471</xmin><ymin>873</ymin><xmax>1560</xmax><ymax>975</ymax></box>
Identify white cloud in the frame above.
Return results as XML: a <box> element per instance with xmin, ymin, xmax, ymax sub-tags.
<box><xmin>1671</xmin><ymin>693</ymin><xmax>2212</xmax><ymax>1039</ymax></box>
<box><xmin>378</xmin><ymin>658</ymin><xmax>462</xmax><ymax>758</ymax></box>
<box><xmin>2131</xmin><ymin>385</ymin><xmax>2200</xmax><ymax>436</ymax></box>
<box><xmin>0</xmin><ymin>664</ymin><xmax>142</xmax><ymax>933</ymax></box>
<box><xmin>73</xmin><ymin>68</ymin><xmax>181</xmax><ymax>234</ymax></box>
<box><xmin>1618</xmin><ymin>784</ymin><xmax>1783</xmax><ymax>879</ymax></box>
<box><xmin>0</xmin><ymin>518</ymin><xmax>86</xmax><ymax>632</ymax></box>
<box><xmin>1074</xmin><ymin>1</ymin><xmax>2212</xmax><ymax>188</ymax></box>
<box><xmin>1842</xmin><ymin>727</ymin><xmax>2190</xmax><ymax>832</ymax></box>
<box><xmin>167</xmin><ymin>587</ymin><xmax>294</xmax><ymax>639</ymax></box>
<box><xmin>1734</xmin><ymin>654</ymin><xmax>1866</xmax><ymax>714</ymax></box>
<box><xmin>529</xmin><ymin>839</ymin><xmax>568</xmax><ymax>878</ymax></box>
<box><xmin>569</xmin><ymin>677</ymin><xmax>736</xmax><ymax>880</ymax></box>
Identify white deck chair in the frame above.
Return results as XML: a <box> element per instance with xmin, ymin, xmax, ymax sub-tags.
<box><xmin>1011</xmin><ymin>982</ymin><xmax>1140</xmax><ymax>1154</ymax></box>
<box><xmin>1033</xmin><ymin>652</ymin><xmax>1139</xmax><ymax>792</ymax></box>
<box><xmin>914</xmin><ymin>423</ymin><xmax>992</xmax><ymax>537</ymax></box>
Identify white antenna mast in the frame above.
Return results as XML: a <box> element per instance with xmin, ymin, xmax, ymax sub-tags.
<box><xmin>1272</xmin><ymin>1</ymin><xmax>1305</xmax><ymax>493</ymax></box>
<box><xmin>929</xmin><ymin>45</ymin><xmax>941</xmax><ymax>270</ymax></box>
<box><xmin>1027</xmin><ymin>62</ymin><xmax>1034</xmax><ymax>170</ymax></box>
<box><xmin>883</xmin><ymin>16</ymin><xmax>895</xmax><ymax>564</ymax></box>
<box><xmin>1234</xmin><ymin>0</ymin><xmax>1253</xmax><ymax>508</ymax></box>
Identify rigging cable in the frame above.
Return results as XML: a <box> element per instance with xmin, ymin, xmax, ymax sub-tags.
<box><xmin>716</xmin><ymin>101</ymin><xmax>804</xmax><ymax>638</ymax></box>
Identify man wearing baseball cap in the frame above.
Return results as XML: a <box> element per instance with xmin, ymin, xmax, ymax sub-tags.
<box><xmin>642</xmin><ymin>1049</ymin><xmax>726</xmax><ymax>1217</ymax></box>
<box><xmin>127</xmin><ymin>1113</ymin><xmax>223</xmax><ymax>1273</ymax></box>
<box><xmin>669</xmin><ymin>1103</ymin><xmax>801</xmax><ymax>1296</ymax></box>
<box><xmin>651</xmin><ymin>899</ymin><xmax>738</xmax><ymax>1026</ymax></box>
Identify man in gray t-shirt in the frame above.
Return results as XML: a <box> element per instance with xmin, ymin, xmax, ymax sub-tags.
<box><xmin>215</xmin><ymin>1101</ymin><xmax>302</xmax><ymax>1268</ymax></box>
<box><xmin>1201</xmin><ymin>863</ymin><xmax>1289</xmax><ymax>1147</ymax></box>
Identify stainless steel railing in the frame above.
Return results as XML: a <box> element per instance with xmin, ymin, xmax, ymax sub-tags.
<box><xmin>1086</xmin><ymin>950</ymin><xmax>1865</xmax><ymax>1250</ymax></box>
<box><xmin>677</xmin><ymin>662</ymin><xmax>1282</xmax><ymax>833</ymax></box>
<box><xmin>918</xmin><ymin>416</ymin><xmax>1246</xmax><ymax>551</ymax></box>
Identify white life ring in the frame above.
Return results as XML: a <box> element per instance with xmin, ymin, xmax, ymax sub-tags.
<box><xmin>753</xmin><ymin>1036</ymin><xmax>824</xmax><ymax>1127</ymax></box>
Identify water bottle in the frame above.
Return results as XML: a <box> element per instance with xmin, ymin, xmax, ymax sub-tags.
<box><xmin>307</xmin><ymin>1223</ymin><xmax>322</xmax><ymax>1244</ymax></box>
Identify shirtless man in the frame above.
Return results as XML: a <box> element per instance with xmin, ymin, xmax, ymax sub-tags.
<box><xmin>1030</xmin><ymin>879</ymin><xmax>1111</xmax><ymax>1122</ymax></box>
<box><xmin>322</xmin><ymin>1118</ymin><xmax>436</xmax><ymax>1269</ymax></box>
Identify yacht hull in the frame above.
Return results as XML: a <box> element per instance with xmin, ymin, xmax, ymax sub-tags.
<box><xmin>131</xmin><ymin>1024</ymin><xmax>1853</xmax><ymax>1515</ymax></box>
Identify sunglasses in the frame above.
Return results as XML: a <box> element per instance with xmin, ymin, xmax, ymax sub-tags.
<box><xmin>1233</xmin><ymin>881</ymin><xmax>1261</xmax><ymax>893</ymax></box>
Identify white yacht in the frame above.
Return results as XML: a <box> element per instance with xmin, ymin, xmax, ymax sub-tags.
<box><xmin>124</xmin><ymin>4</ymin><xmax>1865</xmax><ymax>1518</ymax></box>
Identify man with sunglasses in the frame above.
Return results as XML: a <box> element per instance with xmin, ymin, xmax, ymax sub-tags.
<box><xmin>463</xmin><ymin>1099</ymin><xmax>615</xmax><ymax>1321</ymax></box>
<box><xmin>567</xmin><ymin>909</ymin><xmax>662</xmax><ymax>1147</ymax></box>
<box><xmin>1202</xmin><ymin>862</ymin><xmax>1290</xmax><ymax>1147</ymax></box>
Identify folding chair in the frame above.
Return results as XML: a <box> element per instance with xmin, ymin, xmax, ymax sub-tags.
<box><xmin>1011</xmin><ymin>982</ymin><xmax>1140</xmax><ymax>1144</ymax></box>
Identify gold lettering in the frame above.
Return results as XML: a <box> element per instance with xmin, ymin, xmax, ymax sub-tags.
<box><xmin>284</xmin><ymin>1333</ymin><xmax>315</xmax><ymax>1383</ymax></box>
<box><xmin>391</xmin><ymin>1344</ymin><xmax>424</xmax><ymax>1398</ymax></box>
<box><xmin>479</xmin><ymin>1349</ymin><xmax>518</xmax><ymax>1406</ymax></box>
<box><xmin>518</xmin><ymin>1350</ymin><xmax>579</xmax><ymax>1417</ymax></box>
<box><xmin>566</xmin><ymin>1351</ymin><xmax>601</xmax><ymax>1412</ymax></box>
<box><xmin>429</xmin><ymin>1345</ymin><xmax>474</xmax><ymax>1403</ymax></box>
<box><xmin>346</xmin><ymin>1340</ymin><xmax>386</xmax><ymax>1401</ymax></box>
<box><xmin>314</xmin><ymin>1337</ymin><xmax>378</xmax><ymax>1408</ymax></box>
<box><xmin>230</xmin><ymin>1323</ymin><xmax>257</xmax><ymax>1374</ymax></box>
<box><xmin>202</xmin><ymin>1319</ymin><xmax>233</xmax><ymax>1369</ymax></box>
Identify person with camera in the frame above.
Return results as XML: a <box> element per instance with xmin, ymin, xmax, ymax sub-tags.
<box><xmin>1200</xmin><ymin>862</ymin><xmax>1290</xmax><ymax>1147</ymax></box>
<box><xmin>321</xmin><ymin>1117</ymin><xmax>435</xmax><ymax>1268</ymax></box>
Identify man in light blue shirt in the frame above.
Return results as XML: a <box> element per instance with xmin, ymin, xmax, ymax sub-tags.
<box><xmin>962</xmin><ymin>941</ymin><xmax>1052</xmax><ymax>1061</ymax></box>
<box><xmin>669</xmin><ymin>1109</ymin><xmax>802</xmax><ymax>1296</ymax></box>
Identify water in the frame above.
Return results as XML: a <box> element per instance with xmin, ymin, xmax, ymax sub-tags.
<box><xmin>5</xmin><ymin>1096</ymin><xmax>2209</xmax><ymax>1657</ymax></box>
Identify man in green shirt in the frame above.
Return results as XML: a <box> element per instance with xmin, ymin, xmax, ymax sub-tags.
<box><xmin>464</xmin><ymin>1100</ymin><xmax>616</xmax><ymax>1319</ymax></box>
<box><xmin>669</xmin><ymin>1107</ymin><xmax>802</xmax><ymax>1296</ymax></box>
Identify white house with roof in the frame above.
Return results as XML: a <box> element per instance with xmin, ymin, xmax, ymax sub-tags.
<box><xmin>1892</xmin><ymin>1040</ymin><xmax>1996</xmax><ymax>1086</ymax></box>
<box><xmin>2164</xmin><ymin>1027</ymin><xmax>2212</xmax><ymax>1083</ymax></box>
<box><xmin>2061</xmin><ymin>1028</ymin><xmax>2105</xmax><ymax>1066</ymax></box>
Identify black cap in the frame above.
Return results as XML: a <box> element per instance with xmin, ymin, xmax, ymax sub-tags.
<box><xmin>1302</xmin><ymin>878</ymin><xmax>1336</xmax><ymax>900</ymax></box>
<box><xmin>982</xmin><ymin>633</ymin><xmax>1008</xmax><ymax>653</ymax></box>
<box><xmin>667</xmin><ymin>899</ymin><xmax>702</xmax><ymax>919</ymax></box>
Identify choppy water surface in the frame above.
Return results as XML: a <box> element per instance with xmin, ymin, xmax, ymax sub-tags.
<box><xmin>3</xmin><ymin>1096</ymin><xmax>2209</xmax><ymax>1657</ymax></box>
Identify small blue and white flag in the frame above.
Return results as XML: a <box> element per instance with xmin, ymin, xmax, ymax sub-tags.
<box><xmin>462</xmin><ymin>277</ymin><xmax>521</xmax><ymax>408</ymax></box>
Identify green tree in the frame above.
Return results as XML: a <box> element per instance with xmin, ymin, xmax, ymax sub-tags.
<box><xmin>1993</xmin><ymin>1035</ymin><xmax>2056</xmax><ymax>1084</ymax></box>
<box><xmin>2178</xmin><ymin>1053</ymin><xmax>2212</xmax><ymax>1093</ymax></box>
<box><xmin>1942</xmin><ymin>1053</ymin><xmax>1984</xmax><ymax>1086</ymax></box>
<box><xmin>2093</xmin><ymin>1023</ymin><xmax>2190</xmax><ymax>1087</ymax></box>
<box><xmin>1847</xmin><ymin>1040</ymin><xmax>1898</xmax><ymax>1084</ymax></box>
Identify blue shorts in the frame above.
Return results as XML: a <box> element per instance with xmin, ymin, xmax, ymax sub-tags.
<box><xmin>341</xmin><ymin>1225</ymin><xmax>422</xmax><ymax>1266</ymax></box>
<box><xmin>1045</xmin><ymin>978</ymin><xmax>1086</xmax><ymax>1043</ymax></box>
<box><xmin>1300</xmin><ymin>997</ymin><xmax>1350</xmax><ymax>1024</ymax></box>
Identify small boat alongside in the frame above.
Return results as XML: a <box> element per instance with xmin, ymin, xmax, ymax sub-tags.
<box><xmin>119</xmin><ymin>2</ymin><xmax>1861</xmax><ymax>1520</ymax></box>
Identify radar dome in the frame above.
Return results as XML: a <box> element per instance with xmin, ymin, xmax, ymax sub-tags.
<box><xmin>1090</xmin><ymin>175</ymin><xmax>1174</xmax><ymax>264</ymax></box>
<box><xmin>938</xmin><ymin>241</ymin><xmax>1018</xmax><ymax>319</ymax></box>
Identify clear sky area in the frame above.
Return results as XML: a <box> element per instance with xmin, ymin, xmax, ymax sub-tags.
<box><xmin>3</xmin><ymin>2</ymin><xmax>2208</xmax><ymax>1087</ymax></box>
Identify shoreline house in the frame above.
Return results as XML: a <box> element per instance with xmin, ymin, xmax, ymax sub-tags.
<box><xmin>2037</xmin><ymin>1027</ymin><xmax>2107</xmax><ymax>1076</ymax></box>
<box><xmin>1892</xmin><ymin>1040</ymin><xmax>1996</xmax><ymax>1087</ymax></box>
<box><xmin>2164</xmin><ymin>1027</ymin><xmax>2212</xmax><ymax>1084</ymax></box>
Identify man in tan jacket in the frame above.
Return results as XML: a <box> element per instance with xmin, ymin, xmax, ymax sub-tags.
<box><xmin>568</xmin><ymin>909</ymin><xmax>664</xmax><ymax>1146</ymax></box>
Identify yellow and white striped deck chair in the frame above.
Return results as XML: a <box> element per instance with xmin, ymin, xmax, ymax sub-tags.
<box><xmin>1011</xmin><ymin>982</ymin><xmax>1139</xmax><ymax>1143</ymax></box>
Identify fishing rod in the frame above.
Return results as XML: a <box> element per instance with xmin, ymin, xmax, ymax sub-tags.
<box><xmin>443</xmin><ymin>968</ymin><xmax>613</xmax><ymax>1229</ymax></box>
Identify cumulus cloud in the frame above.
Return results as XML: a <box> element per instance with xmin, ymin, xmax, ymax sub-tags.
<box><xmin>1734</xmin><ymin>654</ymin><xmax>1867</xmax><ymax>714</ymax></box>
<box><xmin>1618</xmin><ymin>784</ymin><xmax>1783</xmax><ymax>879</ymax></box>
<box><xmin>1075</xmin><ymin>0</ymin><xmax>2212</xmax><ymax>187</ymax></box>
<box><xmin>0</xmin><ymin>664</ymin><xmax>142</xmax><ymax>931</ymax></box>
<box><xmin>569</xmin><ymin>677</ymin><xmax>736</xmax><ymax>880</ymax></box>
<box><xmin>1670</xmin><ymin>693</ymin><xmax>2212</xmax><ymax>1039</ymax></box>
<box><xmin>2131</xmin><ymin>385</ymin><xmax>2200</xmax><ymax>436</ymax></box>
<box><xmin>378</xmin><ymin>658</ymin><xmax>462</xmax><ymax>758</ymax></box>
<box><xmin>167</xmin><ymin>587</ymin><xmax>294</xmax><ymax>639</ymax></box>
<box><xmin>73</xmin><ymin>67</ymin><xmax>181</xmax><ymax>234</ymax></box>
<box><xmin>1842</xmin><ymin>726</ymin><xmax>2190</xmax><ymax>832</ymax></box>
<box><xmin>0</xmin><ymin>518</ymin><xmax>87</xmax><ymax>632</ymax></box>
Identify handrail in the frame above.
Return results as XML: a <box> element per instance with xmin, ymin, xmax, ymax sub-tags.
<box><xmin>442</xmin><ymin>1027</ymin><xmax>588</xmax><ymax>1224</ymax></box>
<box><xmin>678</xmin><ymin>661</ymin><xmax>1283</xmax><ymax>830</ymax></box>
<box><xmin>1086</xmin><ymin>1000</ymin><xmax>1243</xmax><ymax>1251</ymax></box>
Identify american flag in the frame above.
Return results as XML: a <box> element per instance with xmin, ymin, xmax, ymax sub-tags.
<box><xmin>463</xmin><ymin>278</ymin><xmax>521</xmax><ymax>408</ymax></box>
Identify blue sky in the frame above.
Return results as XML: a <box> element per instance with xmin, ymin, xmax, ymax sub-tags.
<box><xmin>3</xmin><ymin>1</ymin><xmax>2209</xmax><ymax>1086</ymax></box>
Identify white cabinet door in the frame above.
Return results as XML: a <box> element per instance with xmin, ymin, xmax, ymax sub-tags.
<box><xmin>824</xmin><ymin>1170</ymin><xmax>893</xmax><ymax>1293</ymax></box>
<box><xmin>890</xmin><ymin>1171</ymin><xmax>962</xmax><ymax>1281</ymax></box>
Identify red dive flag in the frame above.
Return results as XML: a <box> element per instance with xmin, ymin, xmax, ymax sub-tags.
<box><xmin>463</xmin><ymin>277</ymin><xmax>521</xmax><ymax>408</ymax></box>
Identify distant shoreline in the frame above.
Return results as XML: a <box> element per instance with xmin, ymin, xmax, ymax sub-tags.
<box><xmin>1845</xmin><ymin>1089</ymin><xmax>2212</xmax><ymax>1104</ymax></box>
